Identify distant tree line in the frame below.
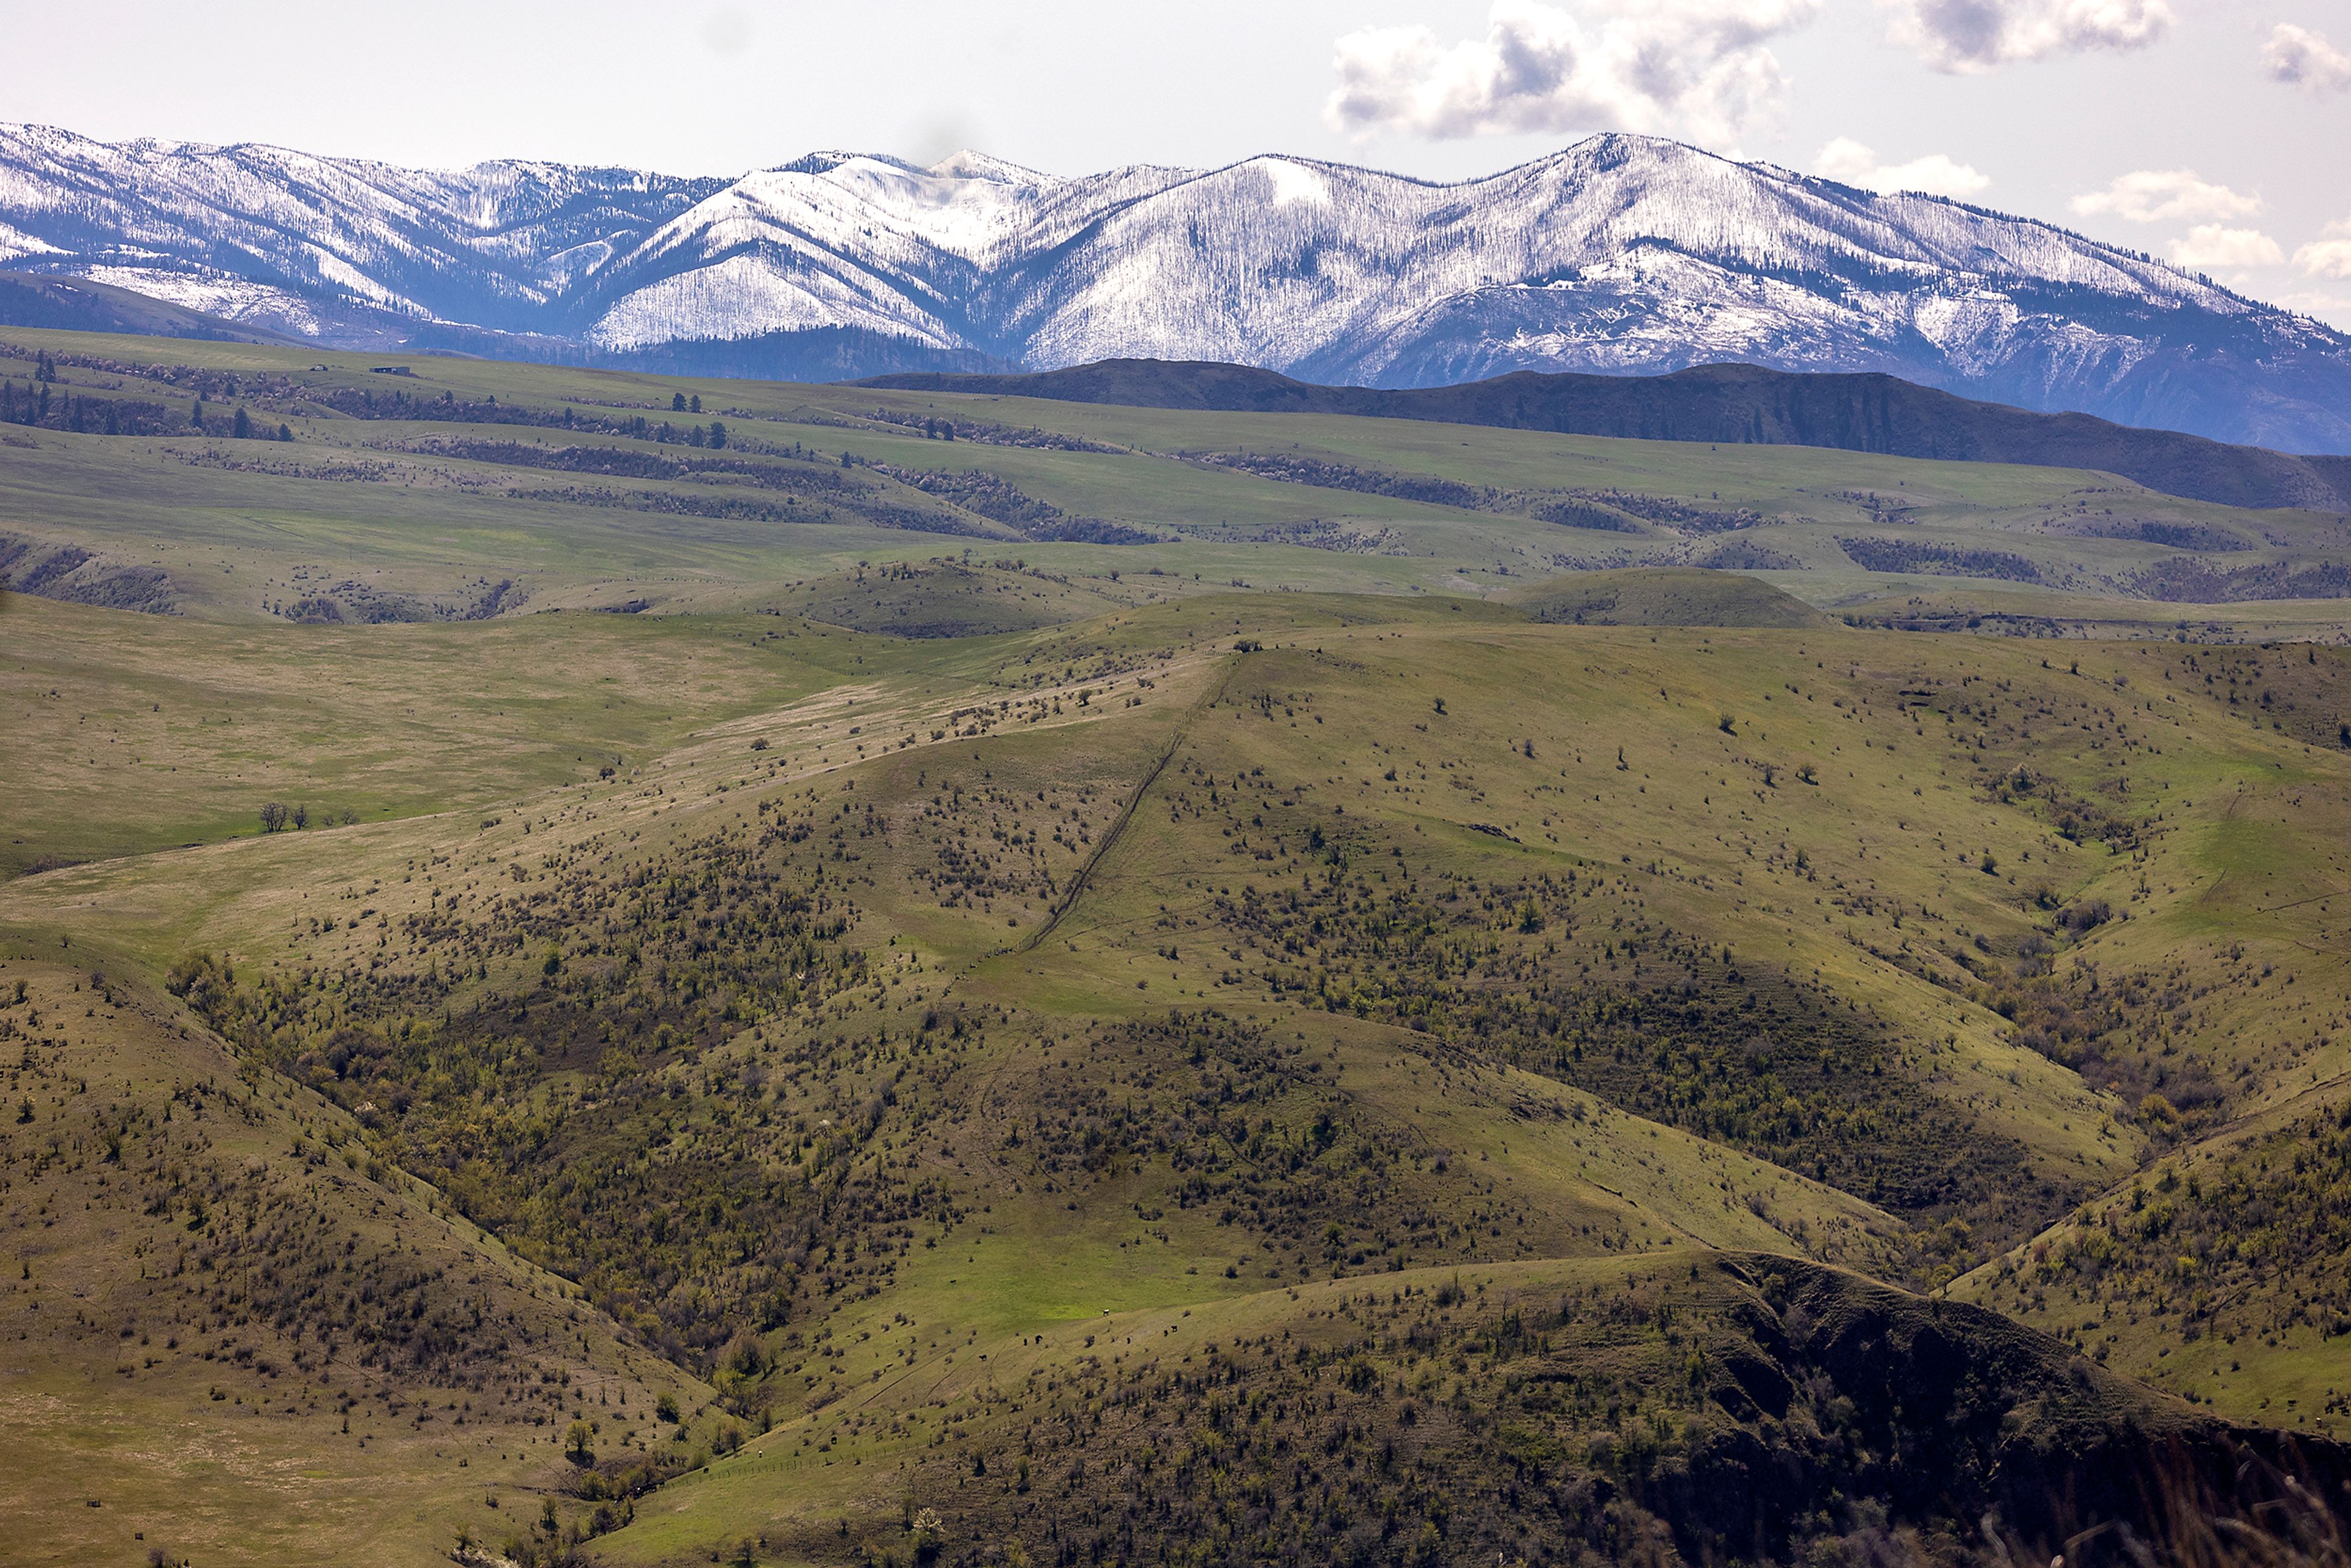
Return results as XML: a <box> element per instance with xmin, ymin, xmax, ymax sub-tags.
<box><xmin>258</xmin><ymin>802</ymin><xmax>359</xmax><ymax>833</ymax></box>
<box><xmin>4</xmin><ymin>342</ymin><xmax>747</xmax><ymax>451</ymax></box>
<box><xmin>189</xmin><ymin>399</ymin><xmax>293</xmax><ymax>440</ymax></box>
<box><xmin>0</xmin><ymin>380</ymin><xmax>189</xmax><ymax>435</ymax></box>
<box><xmin>306</xmin><ymin>384</ymin><xmax>738</xmax><ymax>445</ymax></box>
<box><xmin>0</xmin><ymin>350</ymin><xmax>290</xmax><ymax>438</ymax></box>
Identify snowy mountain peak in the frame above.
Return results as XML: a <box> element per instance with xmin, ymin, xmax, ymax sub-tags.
<box><xmin>924</xmin><ymin>150</ymin><xmax>1059</xmax><ymax>186</ymax></box>
<box><xmin>1</xmin><ymin>121</ymin><xmax>2347</xmax><ymax>451</ymax></box>
<box><xmin>1234</xmin><ymin>156</ymin><xmax>1340</xmax><ymax>210</ymax></box>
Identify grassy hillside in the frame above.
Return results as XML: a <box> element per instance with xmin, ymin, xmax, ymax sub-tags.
<box><xmin>861</xmin><ymin>358</ymin><xmax>2351</xmax><ymax>512</ymax></box>
<box><xmin>4</xmin><ymin>335</ymin><xmax>2351</xmax><ymax>1566</ymax></box>
<box><xmin>0</xmin><ymin>948</ymin><xmax>719</xmax><ymax>1567</ymax></box>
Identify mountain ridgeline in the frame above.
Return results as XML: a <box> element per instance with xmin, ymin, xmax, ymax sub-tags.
<box><xmin>5</xmin><ymin>121</ymin><xmax>2351</xmax><ymax>450</ymax></box>
<box><xmin>865</xmin><ymin>359</ymin><xmax>2351</xmax><ymax>512</ymax></box>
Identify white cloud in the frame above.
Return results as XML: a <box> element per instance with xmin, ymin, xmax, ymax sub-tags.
<box><xmin>2298</xmin><ymin>241</ymin><xmax>2351</xmax><ymax>279</ymax></box>
<box><xmin>2297</xmin><ymin>220</ymin><xmax>2351</xmax><ymax>280</ymax></box>
<box><xmin>2169</xmin><ymin>225</ymin><xmax>2284</xmax><ymax>270</ymax></box>
<box><xmin>2071</xmin><ymin>169</ymin><xmax>2260</xmax><ymax>225</ymax></box>
<box><xmin>1812</xmin><ymin>137</ymin><xmax>1990</xmax><ymax>198</ymax></box>
<box><xmin>1883</xmin><ymin>0</ymin><xmax>2171</xmax><ymax>73</ymax></box>
<box><xmin>2265</xmin><ymin>23</ymin><xmax>2351</xmax><ymax>92</ymax></box>
<box><xmin>1325</xmin><ymin>0</ymin><xmax>1823</xmax><ymax>145</ymax></box>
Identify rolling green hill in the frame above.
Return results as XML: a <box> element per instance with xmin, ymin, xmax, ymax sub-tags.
<box><xmin>1508</xmin><ymin>566</ymin><xmax>1826</xmax><ymax>627</ymax></box>
<box><xmin>863</xmin><ymin>358</ymin><xmax>2351</xmax><ymax>512</ymax></box>
<box><xmin>5</xmin><ymin>330</ymin><xmax>2351</xmax><ymax>1567</ymax></box>
<box><xmin>0</xmin><ymin>273</ymin><xmax>306</xmax><ymax>345</ymax></box>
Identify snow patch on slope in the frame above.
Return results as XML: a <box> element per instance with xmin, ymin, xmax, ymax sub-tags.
<box><xmin>0</xmin><ymin>220</ymin><xmax>62</xmax><ymax>261</ymax></box>
<box><xmin>587</xmin><ymin>250</ymin><xmax>960</xmax><ymax>352</ymax></box>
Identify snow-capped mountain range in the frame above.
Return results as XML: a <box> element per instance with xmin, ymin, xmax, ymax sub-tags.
<box><xmin>5</xmin><ymin>121</ymin><xmax>2349</xmax><ymax>452</ymax></box>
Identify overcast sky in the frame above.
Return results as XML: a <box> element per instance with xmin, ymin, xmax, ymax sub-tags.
<box><xmin>3</xmin><ymin>0</ymin><xmax>2347</xmax><ymax>322</ymax></box>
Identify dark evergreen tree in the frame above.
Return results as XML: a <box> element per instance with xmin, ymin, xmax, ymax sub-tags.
<box><xmin>279</xmin><ymin>422</ymin><xmax>293</xmax><ymax>441</ymax></box>
<box><xmin>233</xmin><ymin>407</ymin><xmax>253</xmax><ymax>439</ymax></box>
<box><xmin>689</xmin><ymin>394</ymin><xmax>702</xmax><ymax>414</ymax></box>
<box><xmin>671</xmin><ymin>392</ymin><xmax>687</xmax><ymax>411</ymax></box>
<box><xmin>707</xmin><ymin>421</ymin><xmax>727</xmax><ymax>449</ymax></box>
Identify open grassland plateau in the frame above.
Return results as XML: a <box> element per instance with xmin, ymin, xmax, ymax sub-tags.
<box><xmin>9</xmin><ymin>325</ymin><xmax>2351</xmax><ymax>634</ymax></box>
